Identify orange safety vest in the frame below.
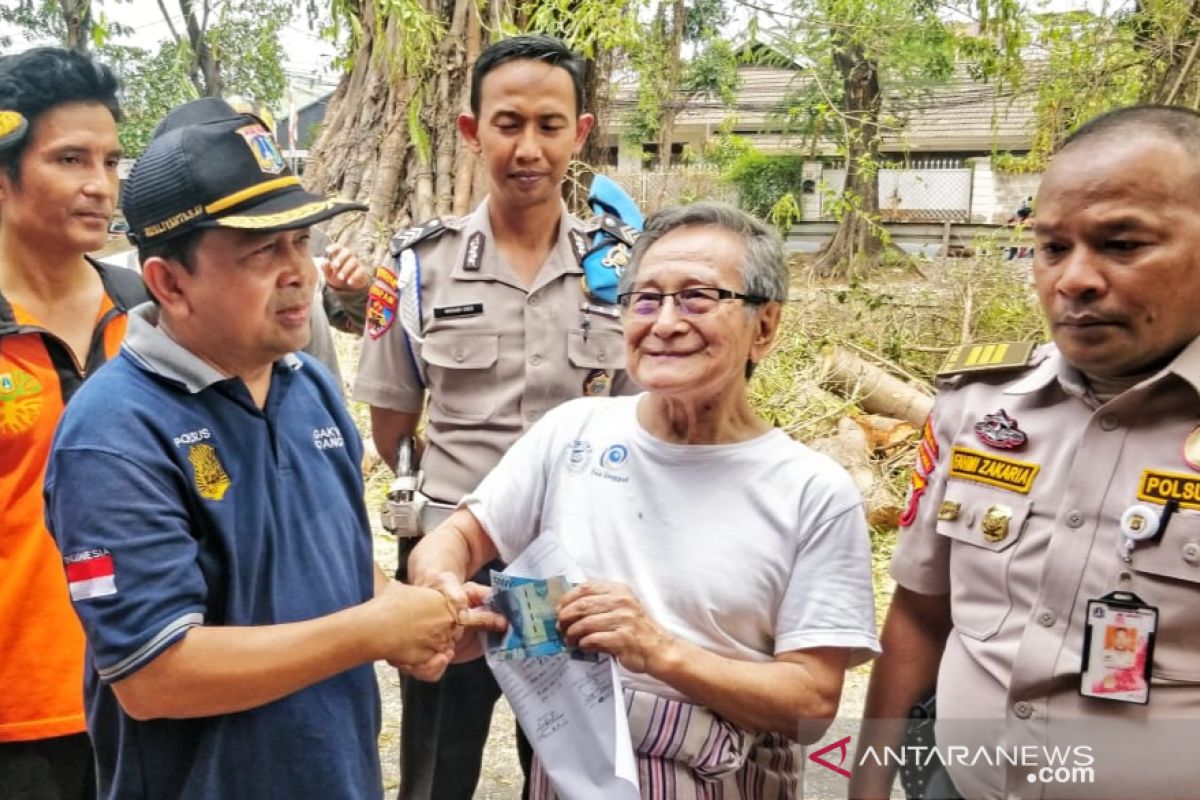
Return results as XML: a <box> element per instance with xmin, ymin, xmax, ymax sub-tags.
<box><xmin>0</xmin><ymin>259</ymin><xmax>146</xmax><ymax>742</ymax></box>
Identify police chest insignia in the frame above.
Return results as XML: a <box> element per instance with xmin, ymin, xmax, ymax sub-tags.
<box><xmin>433</xmin><ymin>303</ymin><xmax>483</xmax><ymax>320</ymax></box>
<box><xmin>948</xmin><ymin>446</ymin><xmax>1039</xmax><ymax>494</ymax></box>
<box><xmin>236</xmin><ymin>124</ymin><xmax>286</xmax><ymax>175</ymax></box>
<box><xmin>1184</xmin><ymin>423</ymin><xmax>1200</xmax><ymax>471</ymax></box>
<box><xmin>188</xmin><ymin>443</ymin><xmax>231</xmax><ymax>501</ymax></box>
<box><xmin>974</xmin><ymin>409</ymin><xmax>1027</xmax><ymax>450</ymax></box>
<box><xmin>366</xmin><ymin>265</ymin><xmax>399</xmax><ymax>339</ymax></box>
<box><xmin>463</xmin><ymin>231</ymin><xmax>485</xmax><ymax>272</ymax></box>
<box><xmin>0</xmin><ymin>368</ymin><xmax>44</xmax><ymax>436</ymax></box>
<box><xmin>1138</xmin><ymin>469</ymin><xmax>1200</xmax><ymax>511</ymax></box>
<box><xmin>583</xmin><ymin>368</ymin><xmax>612</xmax><ymax>397</ymax></box>
<box><xmin>939</xmin><ymin>342</ymin><xmax>1036</xmax><ymax>376</ymax></box>
<box><xmin>389</xmin><ymin>218</ymin><xmax>445</xmax><ymax>256</ymax></box>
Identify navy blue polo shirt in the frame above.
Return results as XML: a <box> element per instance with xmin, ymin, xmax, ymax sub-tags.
<box><xmin>45</xmin><ymin>307</ymin><xmax>381</xmax><ymax>800</ymax></box>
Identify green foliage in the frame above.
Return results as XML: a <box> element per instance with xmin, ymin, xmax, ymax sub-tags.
<box><xmin>328</xmin><ymin>0</ymin><xmax>444</xmax><ymax>76</ymax></box>
<box><xmin>0</xmin><ymin>0</ymin><xmax>131</xmax><ymax>51</ymax></box>
<box><xmin>113</xmin><ymin>0</ymin><xmax>290</xmax><ymax>155</ymax></box>
<box><xmin>621</xmin><ymin>1</ymin><xmax>739</xmax><ymax>147</ymax></box>
<box><xmin>768</xmin><ymin>192</ymin><xmax>803</xmax><ymax>234</ymax></box>
<box><xmin>407</xmin><ymin>90</ymin><xmax>431</xmax><ymax>165</ymax></box>
<box><xmin>701</xmin><ymin>122</ymin><xmax>754</xmax><ymax>169</ymax></box>
<box><xmin>722</xmin><ymin>150</ymin><xmax>807</xmax><ymax>220</ymax></box>
<box><xmin>0</xmin><ymin>0</ymin><xmax>288</xmax><ymax>156</ymax></box>
<box><xmin>520</xmin><ymin>0</ymin><xmax>642</xmax><ymax>56</ymax></box>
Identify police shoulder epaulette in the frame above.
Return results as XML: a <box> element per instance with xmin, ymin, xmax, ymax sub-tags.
<box><xmin>937</xmin><ymin>341</ymin><xmax>1037</xmax><ymax>377</ymax></box>
<box><xmin>388</xmin><ymin>217</ymin><xmax>450</xmax><ymax>257</ymax></box>
<box><xmin>585</xmin><ymin>214</ymin><xmax>640</xmax><ymax>247</ymax></box>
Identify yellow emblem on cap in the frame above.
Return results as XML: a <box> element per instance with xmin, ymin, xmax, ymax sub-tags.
<box><xmin>981</xmin><ymin>504</ymin><xmax>1013</xmax><ymax>542</ymax></box>
<box><xmin>939</xmin><ymin>342</ymin><xmax>1036</xmax><ymax>376</ymax></box>
<box><xmin>188</xmin><ymin>443</ymin><xmax>231</xmax><ymax>501</ymax></box>
<box><xmin>0</xmin><ymin>110</ymin><xmax>25</xmax><ymax>139</ymax></box>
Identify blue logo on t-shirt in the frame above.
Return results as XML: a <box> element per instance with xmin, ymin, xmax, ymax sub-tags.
<box><xmin>599</xmin><ymin>444</ymin><xmax>629</xmax><ymax>470</ymax></box>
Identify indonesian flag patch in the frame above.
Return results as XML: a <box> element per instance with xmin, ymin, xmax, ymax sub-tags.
<box><xmin>64</xmin><ymin>548</ymin><xmax>117</xmax><ymax>601</ymax></box>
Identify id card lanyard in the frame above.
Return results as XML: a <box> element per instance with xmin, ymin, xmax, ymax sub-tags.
<box><xmin>1076</xmin><ymin>500</ymin><xmax>1176</xmax><ymax>704</ymax></box>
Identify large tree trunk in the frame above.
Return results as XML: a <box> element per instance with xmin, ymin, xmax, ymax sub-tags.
<box><xmin>655</xmin><ymin>0</ymin><xmax>686</xmax><ymax>169</ymax></box>
<box><xmin>814</xmin><ymin>37</ymin><xmax>889</xmax><ymax>278</ymax></box>
<box><xmin>178</xmin><ymin>0</ymin><xmax>222</xmax><ymax>96</ymax></box>
<box><xmin>58</xmin><ymin>0</ymin><xmax>91</xmax><ymax>53</ymax></box>
<box><xmin>304</xmin><ymin>0</ymin><xmax>486</xmax><ymax>264</ymax></box>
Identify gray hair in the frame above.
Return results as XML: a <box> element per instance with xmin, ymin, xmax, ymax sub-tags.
<box><xmin>618</xmin><ymin>201</ymin><xmax>788</xmax><ymax>302</ymax></box>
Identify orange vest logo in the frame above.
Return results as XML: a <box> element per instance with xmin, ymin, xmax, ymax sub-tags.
<box><xmin>0</xmin><ymin>369</ymin><xmax>44</xmax><ymax>435</ymax></box>
<box><xmin>188</xmin><ymin>443</ymin><xmax>231</xmax><ymax>500</ymax></box>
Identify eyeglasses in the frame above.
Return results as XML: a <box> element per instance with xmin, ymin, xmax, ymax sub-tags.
<box><xmin>616</xmin><ymin>287</ymin><xmax>769</xmax><ymax>318</ymax></box>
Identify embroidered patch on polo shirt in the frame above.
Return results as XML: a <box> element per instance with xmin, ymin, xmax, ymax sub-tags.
<box><xmin>188</xmin><ymin>443</ymin><xmax>231</xmax><ymax>500</ymax></box>
<box><xmin>65</xmin><ymin>548</ymin><xmax>117</xmax><ymax>601</ymax></box>
<box><xmin>947</xmin><ymin>446</ymin><xmax>1039</xmax><ymax>494</ymax></box>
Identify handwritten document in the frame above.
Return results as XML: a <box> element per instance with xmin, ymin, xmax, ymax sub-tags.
<box><xmin>484</xmin><ymin>537</ymin><xmax>640</xmax><ymax>799</ymax></box>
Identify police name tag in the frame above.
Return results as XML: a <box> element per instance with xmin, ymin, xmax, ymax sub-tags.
<box><xmin>1080</xmin><ymin>592</ymin><xmax>1157</xmax><ymax>705</ymax></box>
<box><xmin>433</xmin><ymin>303</ymin><xmax>484</xmax><ymax>319</ymax></box>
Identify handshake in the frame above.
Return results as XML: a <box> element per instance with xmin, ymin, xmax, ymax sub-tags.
<box><xmin>363</xmin><ymin>574</ymin><xmax>507</xmax><ymax>681</ymax></box>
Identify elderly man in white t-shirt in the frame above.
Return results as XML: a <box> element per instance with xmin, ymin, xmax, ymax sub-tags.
<box><xmin>408</xmin><ymin>202</ymin><xmax>880</xmax><ymax>799</ymax></box>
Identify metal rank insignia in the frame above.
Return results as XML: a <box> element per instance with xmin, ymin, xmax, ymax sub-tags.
<box><xmin>974</xmin><ymin>408</ymin><xmax>1027</xmax><ymax>450</ymax></box>
<box><xmin>1185</xmin><ymin>422</ymin><xmax>1200</xmax><ymax>471</ymax></box>
<box><xmin>981</xmin><ymin>504</ymin><xmax>1013</xmax><ymax>542</ymax></box>
<box><xmin>937</xmin><ymin>501</ymin><xmax>961</xmax><ymax>521</ymax></box>
<box><xmin>463</xmin><ymin>231</ymin><xmax>485</xmax><ymax>271</ymax></box>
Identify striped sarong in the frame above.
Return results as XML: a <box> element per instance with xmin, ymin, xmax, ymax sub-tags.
<box><xmin>529</xmin><ymin>687</ymin><xmax>804</xmax><ymax>799</ymax></box>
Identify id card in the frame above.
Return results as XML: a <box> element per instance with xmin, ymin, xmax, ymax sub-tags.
<box><xmin>1080</xmin><ymin>592</ymin><xmax>1157</xmax><ymax>705</ymax></box>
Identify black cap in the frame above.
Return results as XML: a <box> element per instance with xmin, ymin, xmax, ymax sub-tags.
<box><xmin>122</xmin><ymin>98</ymin><xmax>364</xmax><ymax>246</ymax></box>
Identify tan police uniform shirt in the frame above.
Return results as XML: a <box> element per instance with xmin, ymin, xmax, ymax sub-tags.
<box><xmin>892</xmin><ymin>339</ymin><xmax>1200</xmax><ymax>800</ymax></box>
<box><xmin>354</xmin><ymin>198</ymin><xmax>635</xmax><ymax>503</ymax></box>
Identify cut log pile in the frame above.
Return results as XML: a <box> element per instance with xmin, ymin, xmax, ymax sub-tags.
<box><xmin>806</xmin><ymin>346</ymin><xmax>933</xmax><ymax>528</ymax></box>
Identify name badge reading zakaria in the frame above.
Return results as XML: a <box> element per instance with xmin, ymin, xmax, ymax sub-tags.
<box><xmin>947</xmin><ymin>446</ymin><xmax>1039</xmax><ymax>493</ymax></box>
<box><xmin>1080</xmin><ymin>592</ymin><xmax>1157</xmax><ymax>705</ymax></box>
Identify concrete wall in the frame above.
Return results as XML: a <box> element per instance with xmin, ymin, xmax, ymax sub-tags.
<box><xmin>969</xmin><ymin>158</ymin><xmax>1042</xmax><ymax>223</ymax></box>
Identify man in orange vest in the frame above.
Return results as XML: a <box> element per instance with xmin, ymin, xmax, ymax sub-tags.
<box><xmin>0</xmin><ymin>47</ymin><xmax>145</xmax><ymax>799</ymax></box>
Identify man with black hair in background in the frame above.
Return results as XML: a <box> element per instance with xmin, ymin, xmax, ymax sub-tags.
<box><xmin>0</xmin><ymin>47</ymin><xmax>144</xmax><ymax>800</ymax></box>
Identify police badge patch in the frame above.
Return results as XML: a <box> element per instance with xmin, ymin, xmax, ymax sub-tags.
<box><xmin>367</xmin><ymin>265</ymin><xmax>399</xmax><ymax>339</ymax></box>
<box><xmin>974</xmin><ymin>409</ymin><xmax>1027</xmax><ymax>450</ymax></box>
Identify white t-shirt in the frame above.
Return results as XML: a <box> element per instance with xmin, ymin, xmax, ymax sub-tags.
<box><xmin>465</xmin><ymin>394</ymin><xmax>881</xmax><ymax>699</ymax></box>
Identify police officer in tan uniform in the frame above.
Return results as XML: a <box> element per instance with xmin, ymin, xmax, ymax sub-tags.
<box><xmin>353</xmin><ymin>35</ymin><xmax>635</xmax><ymax>800</ymax></box>
<box><xmin>852</xmin><ymin>106</ymin><xmax>1200</xmax><ymax>800</ymax></box>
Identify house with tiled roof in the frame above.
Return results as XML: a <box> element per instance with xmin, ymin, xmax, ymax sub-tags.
<box><xmin>599</xmin><ymin>49</ymin><xmax>1042</xmax><ymax>223</ymax></box>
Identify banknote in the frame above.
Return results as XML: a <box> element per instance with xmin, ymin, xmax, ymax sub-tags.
<box><xmin>487</xmin><ymin>574</ymin><xmax>583</xmax><ymax>660</ymax></box>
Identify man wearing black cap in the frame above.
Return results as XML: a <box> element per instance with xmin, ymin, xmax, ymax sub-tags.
<box><xmin>0</xmin><ymin>47</ymin><xmax>145</xmax><ymax>800</ymax></box>
<box><xmin>42</xmin><ymin>100</ymin><xmax>492</xmax><ymax>800</ymax></box>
